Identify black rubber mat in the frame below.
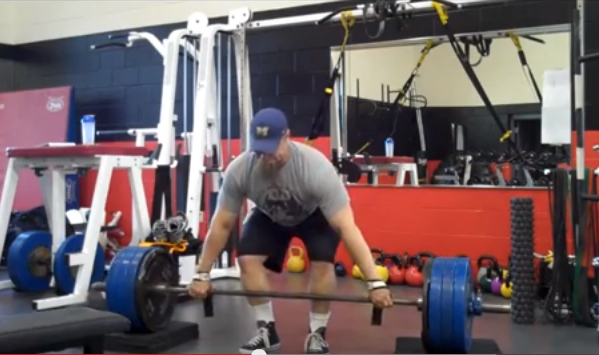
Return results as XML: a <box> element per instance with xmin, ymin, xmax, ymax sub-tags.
<box><xmin>104</xmin><ymin>321</ymin><xmax>199</xmax><ymax>354</ymax></box>
<box><xmin>395</xmin><ymin>337</ymin><xmax>502</xmax><ymax>354</ymax></box>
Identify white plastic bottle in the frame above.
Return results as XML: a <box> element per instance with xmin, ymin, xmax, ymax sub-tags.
<box><xmin>81</xmin><ymin>114</ymin><xmax>96</xmax><ymax>144</ymax></box>
<box><xmin>385</xmin><ymin>137</ymin><xmax>394</xmax><ymax>157</ymax></box>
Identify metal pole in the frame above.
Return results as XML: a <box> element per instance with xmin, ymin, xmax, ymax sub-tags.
<box><xmin>480</xmin><ymin>303</ymin><xmax>512</xmax><ymax>314</ymax></box>
<box><xmin>91</xmin><ymin>281</ymin><xmax>511</xmax><ymax>314</ymax></box>
<box><xmin>573</xmin><ymin>1</ymin><xmax>584</xmax><ymax>254</ymax></box>
<box><xmin>340</xmin><ymin>52</ymin><xmax>348</xmax><ymax>156</ymax></box>
<box><xmin>227</xmin><ymin>36</ymin><xmax>232</xmax><ymax>161</ymax></box>
<box><xmin>183</xmin><ymin>39</ymin><xmax>189</xmax><ymax>153</ymax></box>
<box><xmin>216</xmin><ymin>33</ymin><xmax>223</xmax><ymax>167</ymax></box>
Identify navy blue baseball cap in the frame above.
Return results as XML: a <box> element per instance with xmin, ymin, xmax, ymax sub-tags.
<box><xmin>250</xmin><ymin>108</ymin><xmax>289</xmax><ymax>154</ymax></box>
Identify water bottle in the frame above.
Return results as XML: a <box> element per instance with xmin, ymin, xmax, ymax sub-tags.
<box><xmin>81</xmin><ymin>114</ymin><xmax>96</xmax><ymax>144</ymax></box>
<box><xmin>385</xmin><ymin>137</ymin><xmax>394</xmax><ymax>157</ymax></box>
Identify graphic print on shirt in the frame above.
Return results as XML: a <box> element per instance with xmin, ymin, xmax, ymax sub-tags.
<box><xmin>260</xmin><ymin>185</ymin><xmax>309</xmax><ymax>225</ymax></box>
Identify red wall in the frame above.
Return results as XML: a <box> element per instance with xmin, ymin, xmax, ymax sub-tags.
<box><xmin>334</xmin><ymin>186</ymin><xmax>551</xmax><ymax>269</ymax></box>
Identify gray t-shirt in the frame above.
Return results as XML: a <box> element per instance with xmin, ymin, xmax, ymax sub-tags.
<box><xmin>216</xmin><ymin>141</ymin><xmax>349</xmax><ymax>227</ymax></box>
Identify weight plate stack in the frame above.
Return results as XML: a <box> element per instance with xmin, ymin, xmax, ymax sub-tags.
<box><xmin>7</xmin><ymin>231</ymin><xmax>53</xmax><ymax>292</ymax></box>
<box><xmin>53</xmin><ymin>233</ymin><xmax>106</xmax><ymax>295</ymax></box>
<box><xmin>106</xmin><ymin>246</ymin><xmax>178</xmax><ymax>333</ymax></box>
<box><xmin>425</xmin><ymin>258</ymin><xmax>473</xmax><ymax>354</ymax></box>
<box><xmin>510</xmin><ymin>197</ymin><xmax>536</xmax><ymax>324</ymax></box>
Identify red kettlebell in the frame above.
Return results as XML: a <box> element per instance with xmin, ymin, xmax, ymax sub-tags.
<box><xmin>388</xmin><ymin>254</ymin><xmax>406</xmax><ymax>285</ymax></box>
<box><xmin>405</xmin><ymin>255</ymin><xmax>423</xmax><ymax>287</ymax></box>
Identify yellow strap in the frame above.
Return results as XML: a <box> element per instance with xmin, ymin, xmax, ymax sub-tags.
<box><xmin>355</xmin><ymin>141</ymin><xmax>371</xmax><ymax>155</ymax></box>
<box><xmin>417</xmin><ymin>39</ymin><xmax>435</xmax><ymax>65</ymax></box>
<box><xmin>307</xmin><ymin>11</ymin><xmax>355</xmax><ymax>147</ymax></box>
<box><xmin>432</xmin><ymin>2</ymin><xmax>449</xmax><ymax>25</ymax></box>
<box><xmin>507</xmin><ymin>32</ymin><xmax>522</xmax><ymax>51</ymax></box>
<box><xmin>499</xmin><ymin>130</ymin><xmax>512</xmax><ymax>142</ymax></box>
<box><xmin>139</xmin><ymin>241</ymin><xmax>188</xmax><ymax>254</ymax></box>
<box><xmin>339</xmin><ymin>11</ymin><xmax>355</xmax><ymax>53</ymax></box>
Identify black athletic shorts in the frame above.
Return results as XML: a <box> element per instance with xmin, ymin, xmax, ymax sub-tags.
<box><xmin>237</xmin><ymin>208</ymin><xmax>341</xmax><ymax>273</ymax></box>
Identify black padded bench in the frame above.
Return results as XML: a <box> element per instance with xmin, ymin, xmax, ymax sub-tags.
<box><xmin>0</xmin><ymin>307</ymin><xmax>130</xmax><ymax>354</ymax></box>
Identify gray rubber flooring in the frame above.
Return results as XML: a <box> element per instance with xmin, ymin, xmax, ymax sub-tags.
<box><xmin>0</xmin><ymin>272</ymin><xmax>597</xmax><ymax>353</ymax></box>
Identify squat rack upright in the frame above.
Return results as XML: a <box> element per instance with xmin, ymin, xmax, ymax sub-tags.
<box><xmin>571</xmin><ymin>0</ymin><xmax>599</xmax><ymax>330</ymax></box>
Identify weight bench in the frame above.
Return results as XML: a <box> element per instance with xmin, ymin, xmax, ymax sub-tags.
<box><xmin>0</xmin><ymin>307</ymin><xmax>130</xmax><ymax>354</ymax></box>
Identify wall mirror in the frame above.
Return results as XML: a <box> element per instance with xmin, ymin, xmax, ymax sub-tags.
<box><xmin>332</xmin><ymin>24</ymin><xmax>571</xmax><ymax>187</ymax></box>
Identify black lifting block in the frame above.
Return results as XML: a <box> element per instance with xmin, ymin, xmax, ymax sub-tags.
<box><xmin>104</xmin><ymin>321</ymin><xmax>199</xmax><ymax>354</ymax></box>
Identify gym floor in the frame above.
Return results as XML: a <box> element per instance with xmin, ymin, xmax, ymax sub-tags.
<box><xmin>0</xmin><ymin>272</ymin><xmax>596</xmax><ymax>354</ymax></box>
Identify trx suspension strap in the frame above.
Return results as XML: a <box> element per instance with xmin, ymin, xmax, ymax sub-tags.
<box><xmin>431</xmin><ymin>2</ymin><xmax>515</xmax><ymax>148</ymax></box>
<box><xmin>355</xmin><ymin>39</ymin><xmax>438</xmax><ymax>154</ymax></box>
<box><xmin>507</xmin><ymin>32</ymin><xmax>543</xmax><ymax>103</ymax></box>
<box><xmin>306</xmin><ymin>11</ymin><xmax>355</xmax><ymax>146</ymax></box>
<box><xmin>460</xmin><ymin>35</ymin><xmax>492</xmax><ymax>67</ymax></box>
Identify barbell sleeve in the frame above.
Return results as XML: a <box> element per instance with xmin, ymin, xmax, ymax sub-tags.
<box><xmin>481</xmin><ymin>303</ymin><xmax>511</xmax><ymax>313</ymax></box>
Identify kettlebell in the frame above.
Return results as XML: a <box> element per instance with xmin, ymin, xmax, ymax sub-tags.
<box><xmin>374</xmin><ymin>254</ymin><xmax>389</xmax><ymax>282</ymax></box>
<box><xmin>371</xmin><ymin>248</ymin><xmax>389</xmax><ymax>281</ymax></box>
<box><xmin>476</xmin><ymin>255</ymin><xmax>499</xmax><ymax>293</ymax></box>
<box><xmin>405</xmin><ymin>255</ymin><xmax>424</xmax><ymax>287</ymax></box>
<box><xmin>387</xmin><ymin>254</ymin><xmax>406</xmax><ymax>285</ymax></box>
<box><xmin>286</xmin><ymin>246</ymin><xmax>306</xmax><ymax>273</ymax></box>
<box><xmin>492</xmin><ymin>260</ymin><xmax>510</xmax><ymax>295</ymax></box>
<box><xmin>334</xmin><ymin>262</ymin><xmax>347</xmax><ymax>277</ymax></box>
<box><xmin>490</xmin><ymin>266</ymin><xmax>504</xmax><ymax>295</ymax></box>
<box><xmin>500</xmin><ymin>274</ymin><xmax>512</xmax><ymax>299</ymax></box>
<box><xmin>352</xmin><ymin>248</ymin><xmax>384</xmax><ymax>280</ymax></box>
<box><xmin>352</xmin><ymin>264</ymin><xmax>363</xmax><ymax>279</ymax></box>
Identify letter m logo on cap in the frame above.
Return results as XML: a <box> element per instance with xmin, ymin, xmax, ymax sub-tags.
<box><xmin>256</xmin><ymin>126</ymin><xmax>269</xmax><ymax>137</ymax></box>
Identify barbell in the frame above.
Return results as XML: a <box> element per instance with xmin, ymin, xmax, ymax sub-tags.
<box><xmin>93</xmin><ymin>246</ymin><xmax>511</xmax><ymax>353</ymax></box>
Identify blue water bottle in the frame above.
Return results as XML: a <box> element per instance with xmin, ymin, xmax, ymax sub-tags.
<box><xmin>385</xmin><ymin>137</ymin><xmax>394</xmax><ymax>157</ymax></box>
<box><xmin>81</xmin><ymin>114</ymin><xmax>96</xmax><ymax>144</ymax></box>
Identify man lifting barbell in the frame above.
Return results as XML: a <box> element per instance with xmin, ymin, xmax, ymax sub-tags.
<box><xmin>188</xmin><ymin>107</ymin><xmax>393</xmax><ymax>354</ymax></box>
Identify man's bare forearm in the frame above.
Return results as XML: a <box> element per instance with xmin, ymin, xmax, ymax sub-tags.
<box><xmin>196</xmin><ymin>226</ymin><xmax>231</xmax><ymax>273</ymax></box>
<box><xmin>340</xmin><ymin>225</ymin><xmax>381</xmax><ymax>281</ymax></box>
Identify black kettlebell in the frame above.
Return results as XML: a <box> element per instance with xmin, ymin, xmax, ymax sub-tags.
<box><xmin>334</xmin><ymin>262</ymin><xmax>347</xmax><ymax>277</ymax></box>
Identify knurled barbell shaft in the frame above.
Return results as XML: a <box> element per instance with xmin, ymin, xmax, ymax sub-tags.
<box><xmin>91</xmin><ymin>282</ymin><xmax>419</xmax><ymax>306</ymax></box>
<box><xmin>153</xmin><ymin>284</ymin><xmax>421</xmax><ymax>306</ymax></box>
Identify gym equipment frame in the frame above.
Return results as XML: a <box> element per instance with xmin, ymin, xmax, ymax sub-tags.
<box><xmin>92</xmin><ymin>15</ymin><xmax>240</xmax><ymax>282</ymax></box>
<box><xmin>0</xmin><ymin>145</ymin><xmax>151</xmax><ymax>310</ymax></box>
